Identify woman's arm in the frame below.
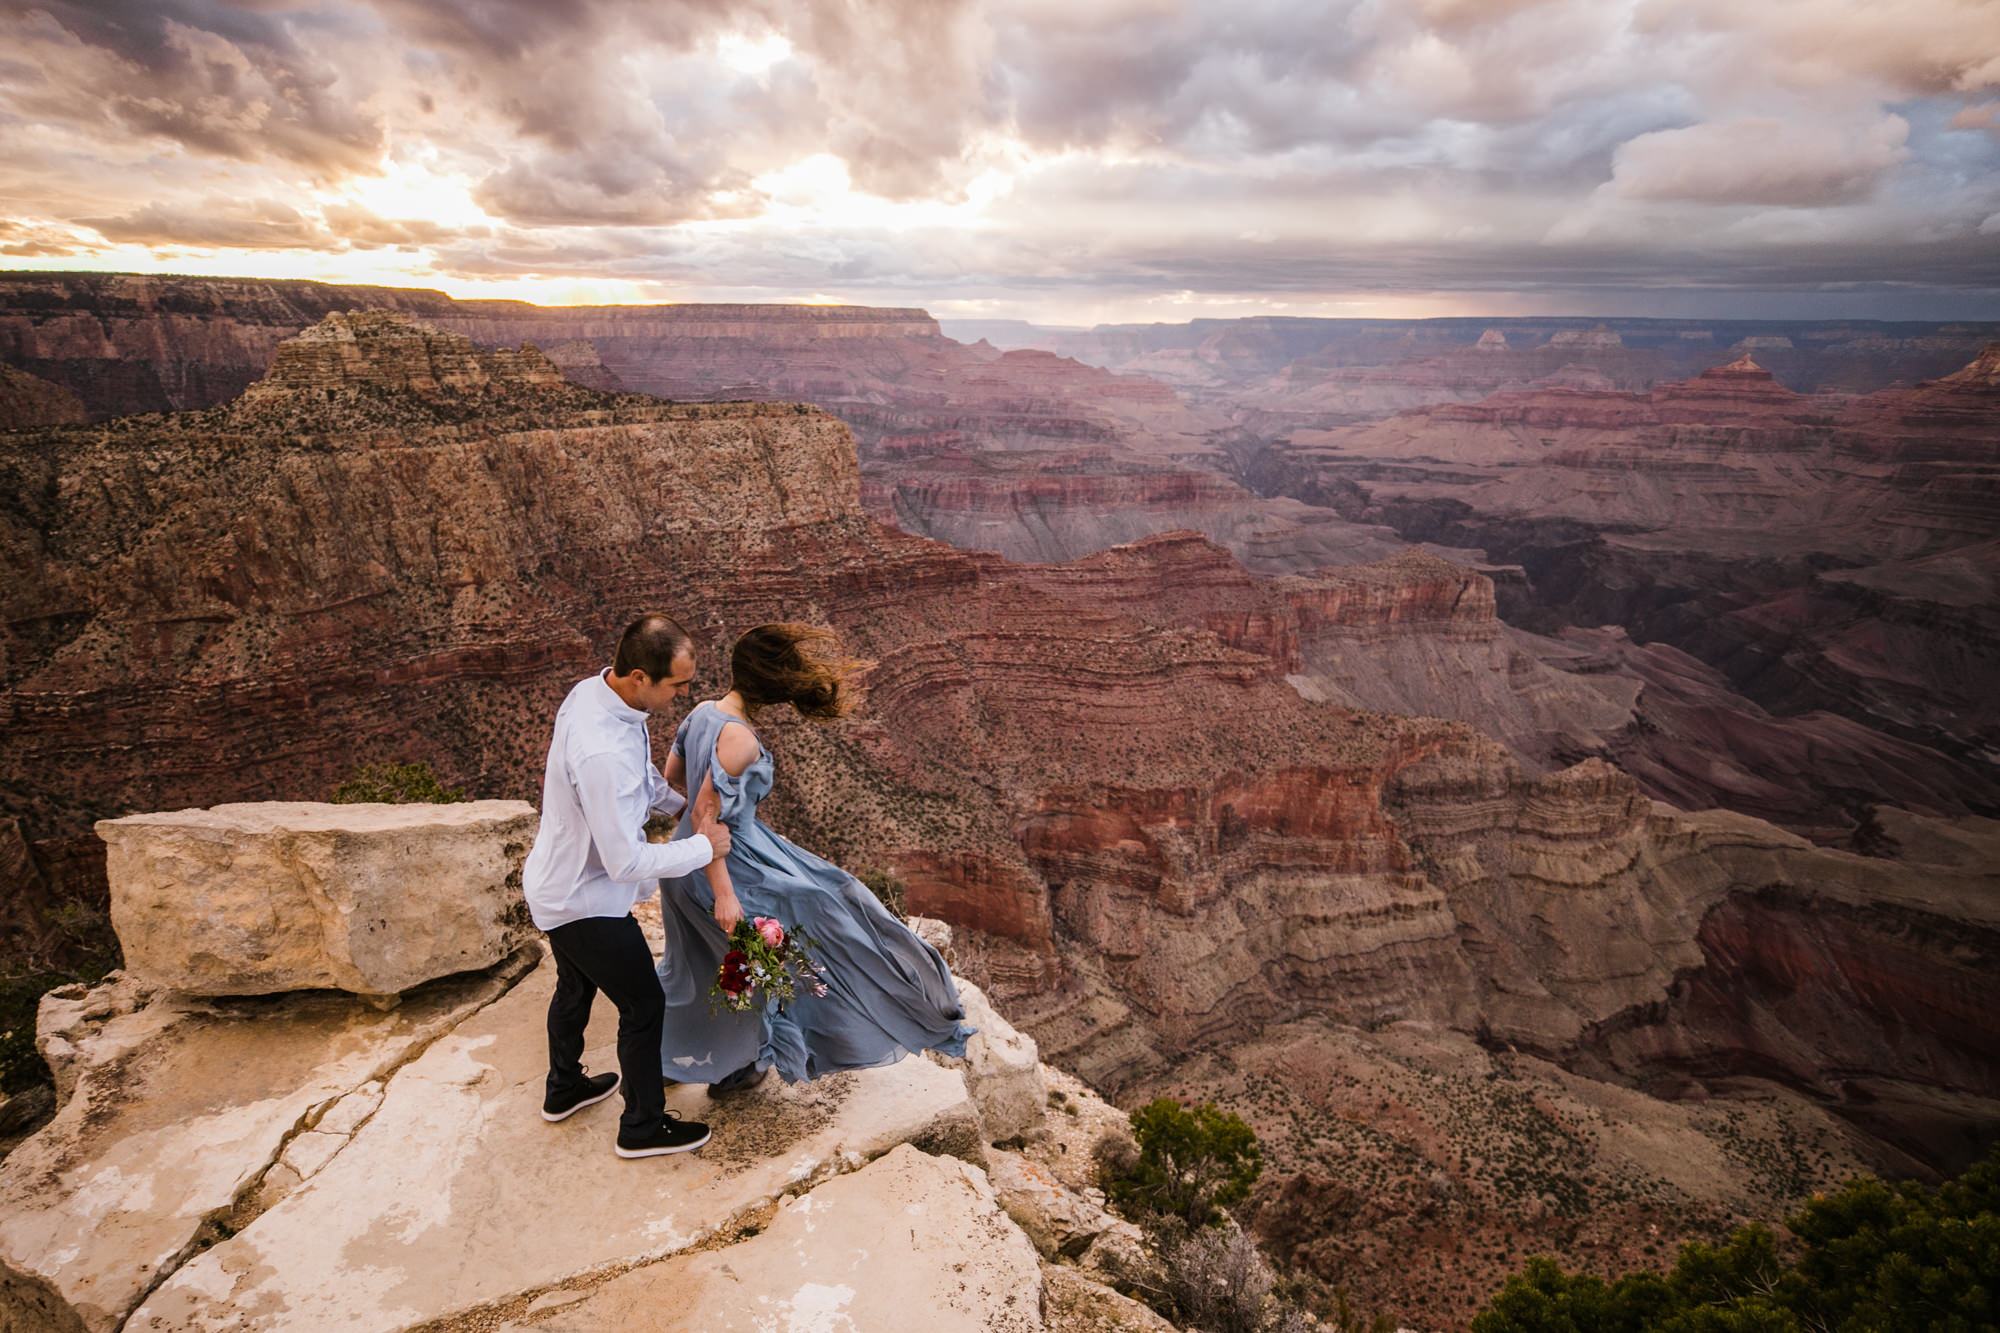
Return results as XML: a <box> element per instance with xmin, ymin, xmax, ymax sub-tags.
<box><xmin>705</xmin><ymin>855</ymin><xmax>743</xmax><ymax>933</ymax></box>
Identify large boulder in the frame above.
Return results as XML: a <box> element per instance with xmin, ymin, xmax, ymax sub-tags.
<box><xmin>97</xmin><ymin>801</ymin><xmax>538</xmax><ymax>997</ymax></box>
<box><xmin>987</xmin><ymin>1148</ymin><xmax>1127</xmax><ymax>1259</ymax></box>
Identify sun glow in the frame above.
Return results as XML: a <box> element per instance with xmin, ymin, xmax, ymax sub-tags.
<box><xmin>715</xmin><ymin>30</ymin><xmax>793</xmax><ymax>76</ymax></box>
<box><xmin>324</xmin><ymin>152</ymin><xmax>496</xmax><ymax>232</ymax></box>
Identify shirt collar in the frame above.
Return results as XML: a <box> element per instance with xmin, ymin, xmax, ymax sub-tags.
<box><xmin>588</xmin><ymin>669</ymin><xmax>649</xmax><ymax>726</ymax></box>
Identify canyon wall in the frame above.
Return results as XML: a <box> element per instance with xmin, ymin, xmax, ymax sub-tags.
<box><xmin>5</xmin><ymin>312</ymin><xmax>1994</xmax><ymax>1189</ymax></box>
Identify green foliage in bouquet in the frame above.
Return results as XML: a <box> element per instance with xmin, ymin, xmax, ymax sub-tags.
<box><xmin>330</xmin><ymin>760</ymin><xmax>466</xmax><ymax>804</ymax></box>
<box><xmin>1473</xmin><ymin>1142</ymin><xmax>2000</xmax><ymax>1333</ymax></box>
<box><xmin>711</xmin><ymin>916</ymin><xmax>827</xmax><ymax>1015</ymax></box>
<box><xmin>1110</xmin><ymin>1097</ymin><xmax>1264</xmax><ymax>1230</ymax></box>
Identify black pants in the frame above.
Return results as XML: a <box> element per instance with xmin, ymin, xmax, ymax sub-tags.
<box><xmin>545</xmin><ymin>914</ymin><xmax>664</xmax><ymax>1135</ymax></box>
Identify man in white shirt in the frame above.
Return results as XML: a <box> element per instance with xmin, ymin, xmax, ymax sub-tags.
<box><xmin>523</xmin><ymin>612</ymin><xmax>733</xmax><ymax>1158</ymax></box>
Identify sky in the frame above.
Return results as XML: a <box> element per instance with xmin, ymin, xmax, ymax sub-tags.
<box><xmin>2</xmin><ymin>0</ymin><xmax>1998</xmax><ymax>325</ymax></box>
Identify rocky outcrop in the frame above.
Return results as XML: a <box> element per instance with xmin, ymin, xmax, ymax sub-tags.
<box><xmin>235</xmin><ymin>309</ymin><xmax>567</xmax><ymax>404</ymax></box>
<box><xmin>523</xmin><ymin>1144</ymin><xmax>1044</xmax><ymax>1333</ymax></box>
<box><xmin>98</xmin><ymin>801</ymin><xmax>538</xmax><ymax>997</ymax></box>
<box><xmin>0</xmin><ymin>835</ymin><xmax>1135</xmax><ymax>1333</ymax></box>
<box><xmin>0</xmin><ymin>365</ymin><xmax>85</xmax><ymax>430</ymax></box>
<box><xmin>0</xmin><ymin>956</ymin><xmax>533</xmax><ymax>1332</ymax></box>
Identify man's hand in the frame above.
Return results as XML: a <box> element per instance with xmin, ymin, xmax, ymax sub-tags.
<box><xmin>692</xmin><ymin>773</ymin><xmax>732</xmax><ymax>860</ymax></box>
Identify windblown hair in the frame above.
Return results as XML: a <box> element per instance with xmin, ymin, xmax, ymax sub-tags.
<box><xmin>612</xmin><ymin>612</ymin><xmax>694</xmax><ymax>681</ymax></box>
<box><xmin>730</xmin><ymin>623</ymin><xmax>869</xmax><ymax>720</ymax></box>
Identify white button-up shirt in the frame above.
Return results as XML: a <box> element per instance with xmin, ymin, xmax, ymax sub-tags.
<box><xmin>522</xmin><ymin>671</ymin><xmax>715</xmax><ymax>930</ymax></box>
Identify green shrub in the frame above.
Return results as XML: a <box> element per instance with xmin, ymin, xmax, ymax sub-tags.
<box><xmin>854</xmin><ymin>865</ymin><xmax>907</xmax><ymax>921</ymax></box>
<box><xmin>330</xmin><ymin>760</ymin><xmax>466</xmax><ymax>805</ymax></box>
<box><xmin>1110</xmin><ymin>1097</ymin><xmax>1264</xmax><ymax>1229</ymax></box>
<box><xmin>1472</xmin><ymin>1143</ymin><xmax>2000</xmax><ymax>1333</ymax></box>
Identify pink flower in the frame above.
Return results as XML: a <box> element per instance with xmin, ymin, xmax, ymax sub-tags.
<box><xmin>756</xmin><ymin>917</ymin><xmax>786</xmax><ymax>949</ymax></box>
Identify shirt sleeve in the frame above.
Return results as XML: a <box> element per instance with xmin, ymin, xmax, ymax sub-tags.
<box><xmin>573</xmin><ymin>751</ymin><xmax>714</xmax><ymax>882</ymax></box>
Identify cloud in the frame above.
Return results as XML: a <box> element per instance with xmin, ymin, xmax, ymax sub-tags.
<box><xmin>5</xmin><ymin>1</ymin><xmax>384</xmax><ymax>174</ymax></box>
<box><xmin>1609</xmin><ymin>114</ymin><xmax>1911</xmax><ymax>207</ymax></box>
<box><xmin>82</xmin><ymin>197</ymin><xmax>336</xmax><ymax>249</ymax></box>
<box><xmin>0</xmin><ymin>0</ymin><xmax>1996</xmax><ymax>318</ymax></box>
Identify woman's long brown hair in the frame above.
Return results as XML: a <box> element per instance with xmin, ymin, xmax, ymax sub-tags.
<box><xmin>730</xmin><ymin>623</ymin><xmax>870</xmax><ymax>720</ymax></box>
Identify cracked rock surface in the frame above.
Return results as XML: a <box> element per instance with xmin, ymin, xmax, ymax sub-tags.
<box><xmin>0</xmin><ymin>955</ymin><xmax>531</xmax><ymax>1333</ymax></box>
<box><xmin>520</xmin><ymin>1143</ymin><xmax>1043</xmax><ymax>1333</ymax></box>
<box><xmin>124</xmin><ymin>952</ymin><xmax>983</xmax><ymax>1332</ymax></box>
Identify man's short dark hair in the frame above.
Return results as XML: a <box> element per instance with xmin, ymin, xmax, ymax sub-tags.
<box><xmin>613</xmin><ymin>613</ymin><xmax>694</xmax><ymax>680</ymax></box>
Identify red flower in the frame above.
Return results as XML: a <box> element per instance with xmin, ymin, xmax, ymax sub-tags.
<box><xmin>718</xmin><ymin>948</ymin><xmax>753</xmax><ymax>996</ymax></box>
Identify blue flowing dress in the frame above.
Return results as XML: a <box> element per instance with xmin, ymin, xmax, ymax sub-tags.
<box><xmin>656</xmin><ymin>701</ymin><xmax>975</xmax><ymax>1083</ymax></box>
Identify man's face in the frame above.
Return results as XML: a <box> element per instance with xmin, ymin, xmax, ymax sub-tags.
<box><xmin>633</xmin><ymin>651</ymin><xmax>696</xmax><ymax>713</ymax></box>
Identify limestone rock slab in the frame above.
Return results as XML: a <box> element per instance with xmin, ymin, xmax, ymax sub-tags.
<box><xmin>1043</xmin><ymin>1265</ymin><xmax>1177</xmax><ymax>1333</ymax></box>
<box><xmin>938</xmin><ymin>978</ymin><xmax>1048</xmax><ymax>1143</ymax></box>
<box><xmin>0</xmin><ymin>959</ymin><xmax>528</xmax><ymax>1333</ymax></box>
<box><xmin>130</xmin><ymin>954</ymin><xmax>984</xmax><ymax>1332</ymax></box>
<box><xmin>988</xmin><ymin>1149</ymin><xmax>1124</xmax><ymax>1259</ymax></box>
<box><xmin>530</xmin><ymin>1144</ymin><xmax>1044</xmax><ymax>1333</ymax></box>
<box><xmin>98</xmin><ymin>801</ymin><xmax>538</xmax><ymax>996</ymax></box>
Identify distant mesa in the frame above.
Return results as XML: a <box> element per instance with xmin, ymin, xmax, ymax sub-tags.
<box><xmin>1733</xmin><ymin>335</ymin><xmax>1795</xmax><ymax>351</ymax></box>
<box><xmin>1474</xmin><ymin>329</ymin><xmax>1508</xmax><ymax>351</ymax></box>
<box><xmin>1548</xmin><ymin>326</ymin><xmax>1625</xmax><ymax>349</ymax></box>
<box><xmin>539</xmin><ymin>338</ymin><xmax>628</xmax><ymax>393</ymax></box>
<box><xmin>236</xmin><ymin>309</ymin><xmax>566</xmax><ymax>405</ymax></box>
<box><xmin>1711</xmin><ymin>355</ymin><xmax>1772</xmax><ymax>377</ymax></box>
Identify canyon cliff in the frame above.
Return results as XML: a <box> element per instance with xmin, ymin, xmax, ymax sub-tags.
<box><xmin>1246</xmin><ymin>352</ymin><xmax>2000</xmax><ymax>838</ymax></box>
<box><xmin>5</xmin><ymin>309</ymin><xmax>1997</xmax><ymax>1326</ymax></box>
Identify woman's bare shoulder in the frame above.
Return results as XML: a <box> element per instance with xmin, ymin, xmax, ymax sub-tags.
<box><xmin>713</xmin><ymin>716</ymin><xmax>762</xmax><ymax>777</ymax></box>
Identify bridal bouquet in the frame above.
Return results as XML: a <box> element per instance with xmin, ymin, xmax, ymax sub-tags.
<box><xmin>712</xmin><ymin>916</ymin><xmax>829</xmax><ymax>1014</ymax></box>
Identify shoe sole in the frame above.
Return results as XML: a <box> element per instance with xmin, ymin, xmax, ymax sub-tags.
<box><xmin>542</xmin><ymin>1074</ymin><xmax>621</xmax><ymax>1123</ymax></box>
<box><xmin>615</xmin><ymin>1127</ymin><xmax>712</xmax><ymax>1158</ymax></box>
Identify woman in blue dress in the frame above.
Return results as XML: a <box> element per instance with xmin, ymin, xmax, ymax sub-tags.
<box><xmin>656</xmin><ymin>622</ymin><xmax>975</xmax><ymax>1092</ymax></box>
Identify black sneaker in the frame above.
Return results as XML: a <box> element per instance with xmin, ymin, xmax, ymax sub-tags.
<box><xmin>615</xmin><ymin>1110</ymin><xmax>712</xmax><ymax>1158</ymax></box>
<box><xmin>542</xmin><ymin>1069</ymin><xmax>620</xmax><ymax>1123</ymax></box>
<box><xmin>706</xmin><ymin>1062</ymin><xmax>770</xmax><ymax>1098</ymax></box>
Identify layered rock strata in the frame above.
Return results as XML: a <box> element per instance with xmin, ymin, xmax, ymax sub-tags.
<box><xmin>5</xmin><ymin>311</ymin><xmax>1993</xmax><ymax>1207</ymax></box>
<box><xmin>1246</xmin><ymin>352</ymin><xmax>2000</xmax><ymax>832</ymax></box>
